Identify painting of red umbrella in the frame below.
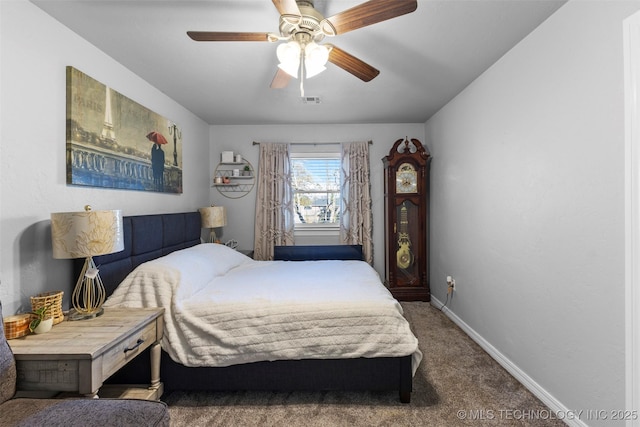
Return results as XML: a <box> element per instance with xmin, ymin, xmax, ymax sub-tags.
<box><xmin>146</xmin><ymin>131</ymin><xmax>168</xmax><ymax>145</ymax></box>
<box><xmin>65</xmin><ymin>67</ymin><xmax>182</xmax><ymax>194</ymax></box>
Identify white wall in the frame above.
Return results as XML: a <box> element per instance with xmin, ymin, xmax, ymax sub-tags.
<box><xmin>426</xmin><ymin>1</ymin><xmax>640</xmax><ymax>424</ymax></box>
<box><xmin>210</xmin><ymin>124</ymin><xmax>425</xmax><ymax>278</ymax></box>
<box><xmin>0</xmin><ymin>0</ymin><xmax>211</xmax><ymax>315</ymax></box>
<box><xmin>624</xmin><ymin>10</ymin><xmax>640</xmax><ymax>425</ymax></box>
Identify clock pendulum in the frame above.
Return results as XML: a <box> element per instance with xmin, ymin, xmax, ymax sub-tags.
<box><xmin>396</xmin><ymin>202</ymin><xmax>414</xmax><ymax>270</ymax></box>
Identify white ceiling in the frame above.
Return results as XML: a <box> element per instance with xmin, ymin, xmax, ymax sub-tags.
<box><xmin>31</xmin><ymin>0</ymin><xmax>566</xmax><ymax>125</ymax></box>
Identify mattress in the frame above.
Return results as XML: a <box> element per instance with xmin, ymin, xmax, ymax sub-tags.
<box><xmin>104</xmin><ymin>243</ymin><xmax>422</xmax><ymax>373</ymax></box>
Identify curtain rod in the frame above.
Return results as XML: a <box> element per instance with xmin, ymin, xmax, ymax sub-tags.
<box><xmin>252</xmin><ymin>140</ymin><xmax>372</xmax><ymax>146</ymax></box>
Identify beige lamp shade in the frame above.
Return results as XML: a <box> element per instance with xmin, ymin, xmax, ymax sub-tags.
<box><xmin>51</xmin><ymin>207</ymin><xmax>124</xmax><ymax>259</ymax></box>
<box><xmin>199</xmin><ymin>206</ymin><xmax>227</xmax><ymax>229</ymax></box>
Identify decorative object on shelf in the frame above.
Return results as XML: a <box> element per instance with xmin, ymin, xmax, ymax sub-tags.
<box><xmin>221</xmin><ymin>151</ymin><xmax>234</xmax><ymax>163</ymax></box>
<box><xmin>224</xmin><ymin>239</ymin><xmax>238</xmax><ymax>250</ymax></box>
<box><xmin>3</xmin><ymin>313</ymin><xmax>31</xmax><ymax>339</ymax></box>
<box><xmin>29</xmin><ymin>303</ymin><xmax>55</xmax><ymax>334</ymax></box>
<box><xmin>51</xmin><ymin>205</ymin><xmax>124</xmax><ymax>320</ymax></box>
<box><xmin>199</xmin><ymin>206</ymin><xmax>227</xmax><ymax>243</ymax></box>
<box><xmin>383</xmin><ymin>137</ymin><xmax>431</xmax><ymax>301</ymax></box>
<box><xmin>214</xmin><ymin>158</ymin><xmax>255</xmax><ymax>198</ymax></box>
<box><xmin>66</xmin><ymin>66</ymin><xmax>183</xmax><ymax>194</ymax></box>
<box><xmin>30</xmin><ymin>290</ymin><xmax>65</xmax><ymax>325</ymax></box>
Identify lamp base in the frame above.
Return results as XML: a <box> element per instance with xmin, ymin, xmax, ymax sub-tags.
<box><xmin>71</xmin><ymin>257</ymin><xmax>107</xmax><ymax>320</ymax></box>
<box><xmin>67</xmin><ymin>307</ymin><xmax>104</xmax><ymax>321</ymax></box>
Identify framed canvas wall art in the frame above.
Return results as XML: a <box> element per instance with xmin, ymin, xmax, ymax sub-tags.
<box><xmin>66</xmin><ymin>66</ymin><xmax>183</xmax><ymax>193</ymax></box>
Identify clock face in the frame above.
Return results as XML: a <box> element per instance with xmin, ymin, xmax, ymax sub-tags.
<box><xmin>396</xmin><ymin>163</ymin><xmax>417</xmax><ymax>193</ymax></box>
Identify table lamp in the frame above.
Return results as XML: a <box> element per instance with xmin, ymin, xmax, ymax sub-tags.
<box><xmin>199</xmin><ymin>206</ymin><xmax>227</xmax><ymax>243</ymax></box>
<box><xmin>51</xmin><ymin>205</ymin><xmax>124</xmax><ymax>320</ymax></box>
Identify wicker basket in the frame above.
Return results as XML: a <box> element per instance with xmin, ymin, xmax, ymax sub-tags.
<box><xmin>3</xmin><ymin>313</ymin><xmax>31</xmax><ymax>339</ymax></box>
<box><xmin>30</xmin><ymin>291</ymin><xmax>64</xmax><ymax>325</ymax></box>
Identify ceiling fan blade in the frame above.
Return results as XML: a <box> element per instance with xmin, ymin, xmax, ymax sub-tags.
<box><xmin>327</xmin><ymin>44</ymin><xmax>380</xmax><ymax>82</ymax></box>
<box><xmin>270</xmin><ymin>68</ymin><xmax>292</xmax><ymax>89</ymax></box>
<box><xmin>187</xmin><ymin>31</ymin><xmax>272</xmax><ymax>42</ymax></box>
<box><xmin>322</xmin><ymin>0</ymin><xmax>417</xmax><ymax>36</ymax></box>
<box><xmin>271</xmin><ymin>0</ymin><xmax>301</xmax><ymax>18</ymax></box>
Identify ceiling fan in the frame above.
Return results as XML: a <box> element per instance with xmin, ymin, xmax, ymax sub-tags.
<box><xmin>187</xmin><ymin>0</ymin><xmax>417</xmax><ymax>93</ymax></box>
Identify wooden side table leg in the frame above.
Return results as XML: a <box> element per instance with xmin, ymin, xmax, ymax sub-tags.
<box><xmin>150</xmin><ymin>341</ymin><xmax>161</xmax><ymax>389</ymax></box>
<box><xmin>149</xmin><ymin>341</ymin><xmax>162</xmax><ymax>398</ymax></box>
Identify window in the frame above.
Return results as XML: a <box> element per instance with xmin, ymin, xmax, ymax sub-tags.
<box><xmin>290</xmin><ymin>152</ymin><xmax>341</xmax><ymax>229</ymax></box>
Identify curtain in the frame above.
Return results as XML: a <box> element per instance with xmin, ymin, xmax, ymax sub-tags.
<box><xmin>340</xmin><ymin>141</ymin><xmax>373</xmax><ymax>264</ymax></box>
<box><xmin>253</xmin><ymin>143</ymin><xmax>295</xmax><ymax>260</ymax></box>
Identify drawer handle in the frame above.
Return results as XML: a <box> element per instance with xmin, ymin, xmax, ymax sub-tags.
<box><xmin>124</xmin><ymin>338</ymin><xmax>144</xmax><ymax>354</ymax></box>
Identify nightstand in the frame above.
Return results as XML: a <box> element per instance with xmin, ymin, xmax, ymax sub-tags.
<box><xmin>8</xmin><ymin>307</ymin><xmax>164</xmax><ymax>400</ymax></box>
<box><xmin>238</xmin><ymin>249</ymin><xmax>254</xmax><ymax>258</ymax></box>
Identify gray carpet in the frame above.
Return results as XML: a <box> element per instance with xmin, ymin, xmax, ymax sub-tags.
<box><xmin>164</xmin><ymin>302</ymin><xmax>563</xmax><ymax>426</ymax></box>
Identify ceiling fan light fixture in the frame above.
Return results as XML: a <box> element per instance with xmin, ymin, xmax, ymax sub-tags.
<box><xmin>278</xmin><ymin>61</ymin><xmax>300</xmax><ymax>78</ymax></box>
<box><xmin>305</xmin><ymin>63</ymin><xmax>326</xmax><ymax>78</ymax></box>
<box><xmin>276</xmin><ymin>41</ymin><xmax>301</xmax><ymax>78</ymax></box>
<box><xmin>304</xmin><ymin>42</ymin><xmax>329</xmax><ymax>78</ymax></box>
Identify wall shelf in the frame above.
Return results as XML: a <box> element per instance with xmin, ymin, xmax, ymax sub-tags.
<box><xmin>213</xmin><ymin>158</ymin><xmax>254</xmax><ymax>199</ymax></box>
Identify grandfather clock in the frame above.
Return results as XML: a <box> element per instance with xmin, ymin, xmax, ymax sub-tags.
<box><xmin>383</xmin><ymin>137</ymin><xmax>431</xmax><ymax>301</ymax></box>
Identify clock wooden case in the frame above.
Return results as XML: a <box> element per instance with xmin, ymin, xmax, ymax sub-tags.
<box><xmin>382</xmin><ymin>138</ymin><xmax>431</xmax><ymax>301</ymax></box>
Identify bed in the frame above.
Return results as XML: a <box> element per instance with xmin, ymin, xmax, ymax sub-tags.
<box><xmin>91</xmin><ymin>212</ymin><xmax>420</xmax><ymax>403</ymax></box>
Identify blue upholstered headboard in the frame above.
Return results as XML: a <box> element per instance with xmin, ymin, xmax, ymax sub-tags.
<box><xmin>88</xmin><ymin>212</ymin><xmax>201</xmax><ymax>297</ymax></box>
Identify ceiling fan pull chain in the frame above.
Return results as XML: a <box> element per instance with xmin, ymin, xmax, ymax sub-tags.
<box><xmin>299</xmin><ymin>52</ymin><xmax>305</xmax><ymax>97</ymax></box>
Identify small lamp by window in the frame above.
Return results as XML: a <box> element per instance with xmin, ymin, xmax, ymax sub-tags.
<box><xmin>199</xmin><ymin>206</ymin><xmax>227</xmax><ymax>243</ymax></box>
<box><xmin>51</xmin><ymin>205</ymin><xmax>123</xmax><ymax>320</ymax></box>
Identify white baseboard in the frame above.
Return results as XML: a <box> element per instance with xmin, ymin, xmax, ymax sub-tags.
<box><xmin>430</xmin><ymin>296</ymin><xmax>585</xmax><ymax>427</ymax></box>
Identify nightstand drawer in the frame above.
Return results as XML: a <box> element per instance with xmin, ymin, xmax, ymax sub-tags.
<box><xmin>101</xmin><ymin>319</ymin><xmax>158</xmax><ymax>379</ymax></box>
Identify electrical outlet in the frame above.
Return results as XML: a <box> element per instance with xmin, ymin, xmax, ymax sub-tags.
<box><xmin>447</xmin><ymin>276</ymin><xmax>455</xmax><ymax>294</ymax></box>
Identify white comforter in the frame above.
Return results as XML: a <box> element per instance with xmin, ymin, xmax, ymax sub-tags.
<box><xmin>104</xmin><ymin>244</ymin><xmax>422</xmax><ymax>374</ymax></box>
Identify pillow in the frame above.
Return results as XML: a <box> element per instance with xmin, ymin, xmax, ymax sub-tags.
<box><xmin>136</xmin><ymin>243</ymin><xmax>253</xmax><ymax>298</ymax></box>
<box><xmin>189</xmin><ymin>243</ymin><xmax>254</xmax><ymax>274</ymax></box>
